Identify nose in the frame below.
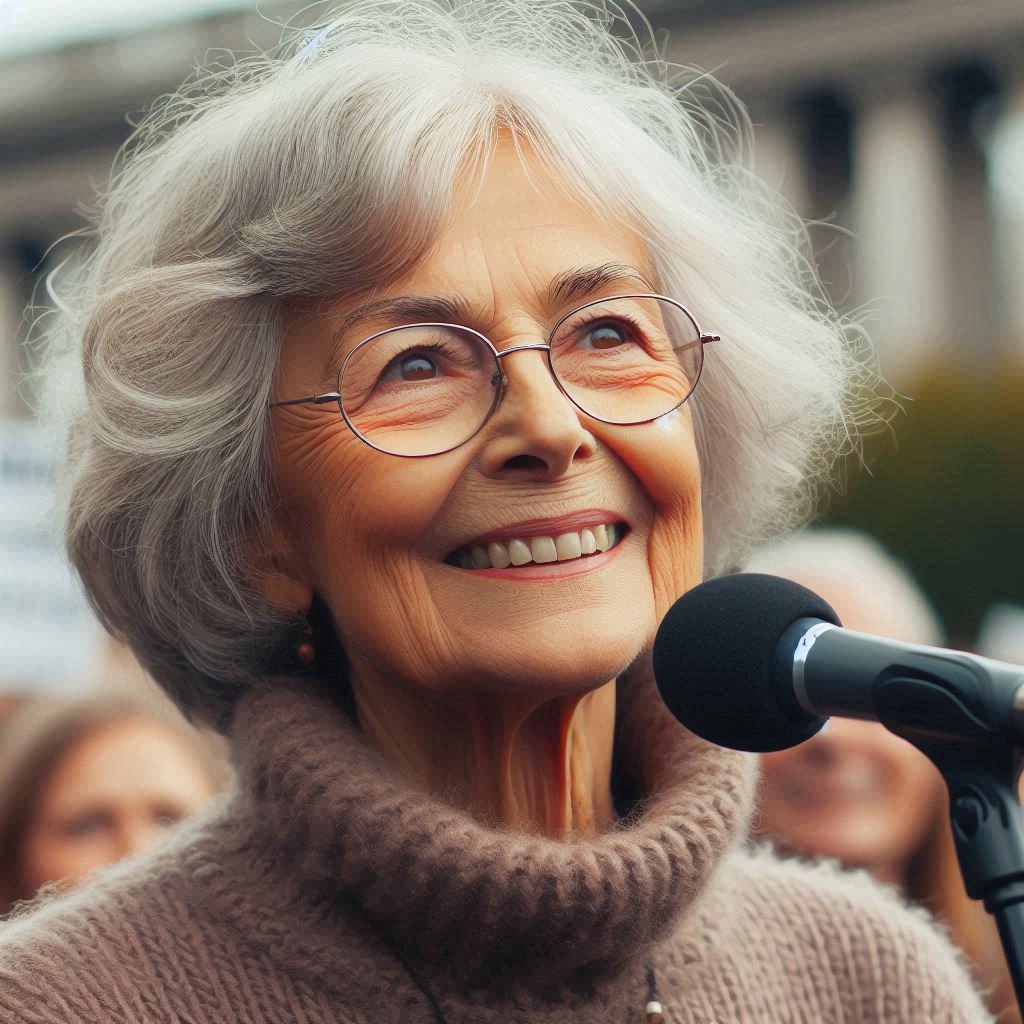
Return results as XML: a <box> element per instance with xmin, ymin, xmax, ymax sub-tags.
<box><xmin>476</xmin><ymin>344</ymin><xmax>595</xmax><ymax>479</ymax></box>
<box><xmin>115</xmin><ymin>817</ymin><xmax>162</xmax><ymax>860</ymax></box>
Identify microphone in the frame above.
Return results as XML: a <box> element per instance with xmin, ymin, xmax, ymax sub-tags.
<box><xmin>651</xmin><ymin>572</ymin><xmax>1024</xmax><ymax>753</ymax></box>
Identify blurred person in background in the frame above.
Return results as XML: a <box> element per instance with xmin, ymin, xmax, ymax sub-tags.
<box><xmin>0</xmin><ymin>696</ymin><xmax>24</xmax><ymax>730</ymax></box>
<box><xmin>747</xmin><ymin>528</ymin><xmax>1018</xmax><ymax>1023</ymax></box>
<box><xmin>977</xmin><ymin>604</ymin><xmax>1024</xmax><ymax>669</ymax></box>
<box><xmin>0</xmin><ymin>692</ymin><xmax>224</xmax><ymax>915</ymax></box>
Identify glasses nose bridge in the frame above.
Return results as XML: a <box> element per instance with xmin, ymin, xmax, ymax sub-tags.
<box><xmin>494</xmin><ymin>341</ymin><xmax>552</xmax><ymax>365</ymax></box>
<box><xmin>490</xmin><ymin>341</ymin><xmax>552</xmax><ymax>388</ymax></box>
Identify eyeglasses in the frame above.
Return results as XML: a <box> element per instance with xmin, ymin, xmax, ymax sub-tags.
<box><xmin>270</xmin><ymin>293</ymin><xmax>719</xmax><ymax>457</ymax></box>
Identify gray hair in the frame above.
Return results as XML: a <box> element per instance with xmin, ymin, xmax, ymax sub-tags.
<box><xmin>40</xmin><ymin>0</ymin><xmax>883</xmax><ymax>728</ymax></box>
<box><xmin>744</xmin><ymin>528</ymin><xmax>945</xmax><ymax>646</ymax></box>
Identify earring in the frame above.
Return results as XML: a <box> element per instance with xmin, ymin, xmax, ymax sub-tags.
<box><xmin>296</xmin><ymin>617</ymin><xmax>316</xmax><ymax>667</ymax></box>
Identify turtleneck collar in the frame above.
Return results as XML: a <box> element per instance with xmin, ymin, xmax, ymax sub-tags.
<box><xmin>211</xmin><ymin>671</ymin><xmax>754</xmax><ymax>997</ymax></box>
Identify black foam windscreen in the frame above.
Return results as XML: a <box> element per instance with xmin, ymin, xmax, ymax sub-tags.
<box><xmin>652</xmin><ymin>573</ymin><xmax>842</xmax><ymax>752</ymax></box>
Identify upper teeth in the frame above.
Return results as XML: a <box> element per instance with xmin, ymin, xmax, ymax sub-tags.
<box><xmin>457</xmin><ymin>523</ymin><xmax>623</xmax><ymax>570</ymax></box>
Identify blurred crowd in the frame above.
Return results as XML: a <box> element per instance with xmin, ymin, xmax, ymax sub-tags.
<box><xmin>0</xmin><ymin>528</ymin><xmax>1021</xmax><ymax>1020</ymax></box>
<box><xmin>0</xmin><ymin>646</ymin><xmax>228</xmax><ymax>917</ymax></box>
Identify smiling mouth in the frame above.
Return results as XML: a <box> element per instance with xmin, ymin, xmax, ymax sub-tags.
<box><xmin>445</xmin><ymin>521</ymin><xmax>629</xmax><ymax>571</ymax></box>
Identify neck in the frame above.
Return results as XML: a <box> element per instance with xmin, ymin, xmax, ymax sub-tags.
<box><xmin>348</xmin><ymin>670</ymin><xmax>617</xmax><ymax>839</ymax></box>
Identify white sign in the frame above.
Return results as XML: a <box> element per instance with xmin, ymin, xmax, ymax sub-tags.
<box><xmin>0</xmin><ymin>416</ymin><xmax>102</xmax><ymax>692</ymax></box>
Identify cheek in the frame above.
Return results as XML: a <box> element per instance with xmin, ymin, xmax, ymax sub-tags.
<box><xmin>759</xmin><ymin>750</ymin><xmax>791</xmax><ymax>783</ymax></box>
<box><xmin>274</xmin><ymin>420</ymin><xmax>475</xmax><ymax>673</ymax></box>
<box><xmin>18</xmin><ymin>828</ymin><xmax>98</xmax><ymax>892</ymax></box>
<box><xmin>594</xmin><ymin>411</ymin><xmax>703</xmax><ymax>619</ymax></box>
<box><xmin>276</xmin><ymin>419</ymin><xmax>463</xmax><ymax>579</ymax></box>
<box><xmin>885</xmin><ymin>744</ymin><xmax>944</xmax><ymax>816</ymax></box>
<box><xmin>873</xmin><ymin>759</ymin><xmax>944</xmax><ymax>863</ymax></box>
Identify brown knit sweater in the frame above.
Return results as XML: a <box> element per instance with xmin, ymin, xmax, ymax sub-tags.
<box><xmin>0</xmin><ymin>675</ymin><xmax>992</xmax><ymax>1023</ymax></box>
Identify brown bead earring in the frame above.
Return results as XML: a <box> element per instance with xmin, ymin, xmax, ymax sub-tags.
<box><xmin>296</xmin><ymin>617</ymin><xmax>316</xmax><ymax>667</ymax></box>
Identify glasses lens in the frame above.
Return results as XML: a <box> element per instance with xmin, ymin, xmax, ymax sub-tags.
<box><xmin>340</xmin><ymin>325</ymin><xmax>499</xmax><ymax>456</ymax></box>
<box><xmin>548</xmin><ymin>296</ymin><xmax>703</xmax><ymax>424</ymax></box>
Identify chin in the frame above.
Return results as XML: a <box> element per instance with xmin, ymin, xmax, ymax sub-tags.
<box><xmin>499</xmin><ymin>627</ymin><xmax>644</xmax><ymax>696</ymax></box>
<box><xmin>430</xmin><ymin>621</ymin><xmax>642</xmax><ymax>700</ymax></box>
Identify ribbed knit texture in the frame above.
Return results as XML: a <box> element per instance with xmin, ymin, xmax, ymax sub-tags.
<box><xmin>0</xmin><ymin>674</ymin><xmax>992</xmax><ymax>1022</ymax></box>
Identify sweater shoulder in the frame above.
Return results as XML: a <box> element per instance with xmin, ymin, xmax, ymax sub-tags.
<box><xmin>713</xmin><ymin>845</ymin><xmax>992</xmax><ymax>1023</ymax></box>
<box><xmin>0</xmin><ymin>812</ymin><xmax>381</xmax><ymax>1024</ymax></box>
<box><xmin>0</xmin><ymin>831</ymin><xmax>225</xmax><ymax>1024</ymax></box>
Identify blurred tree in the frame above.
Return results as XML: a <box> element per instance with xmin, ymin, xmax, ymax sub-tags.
<box><xmin>821</xmin><ymin>365</ymin><xmax>1024</xmax><ymax>647</ymax></box>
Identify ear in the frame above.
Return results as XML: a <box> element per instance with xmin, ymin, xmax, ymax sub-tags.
<box><xmin>244</xmin><ymin>518</ymin><xmax>315</xmax><ymax>616</ymax></box>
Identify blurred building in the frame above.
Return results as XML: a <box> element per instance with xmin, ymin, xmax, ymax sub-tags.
<box><xmin>0</xmin><ymin>0</ymin><xmax>291</xmax><ymax>690</ymax></box>
<box><xmin>648</xmin><ymin>0</ymin><xmax>1024</xmax><ymax>379</ymax></box>
<box><xmin>1</xmin><ymin>0</ymin><xmax>1023</xmax><ymax>410</ymax></box>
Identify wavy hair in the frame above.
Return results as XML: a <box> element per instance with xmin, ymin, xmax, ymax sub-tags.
<box><xmin>39</xmin><ymin>0</ymin><xmax>882</xmax><ymax>727</ymax></box>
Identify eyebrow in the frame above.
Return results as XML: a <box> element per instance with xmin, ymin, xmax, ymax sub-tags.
<box><xmin>330</xmin><ymin>261</ymin><xmax>659</xmax><ymax>337</ymax></box>
<box><xmin>548</xmin><ymin>261</ymin><xmax>658</xmax><ymax>307</ymax></box>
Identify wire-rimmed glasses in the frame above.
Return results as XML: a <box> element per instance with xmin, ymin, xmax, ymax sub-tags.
<box><xmin>269</xmin><ymin>293</ymin><xmax>719</xmax><ymax>457</ymax></box>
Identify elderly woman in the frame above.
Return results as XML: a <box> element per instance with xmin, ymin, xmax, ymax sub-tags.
<box><xmin>0</xmin><ymin>2</ymin><xmax>989</xmax><ymax>1021</ymax></box>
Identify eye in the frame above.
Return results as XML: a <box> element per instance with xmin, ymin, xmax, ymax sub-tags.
<box><xmin>397</xmin><ymin>353</ymin><xmax>438</xmax><ymax>381</ymax></box>
<box><xmin>59</xmin><ymin>811</ymin><xmax>111</xmax><ymax>839</ymax></box>
<box><xmin>580</xmin><ymin>320</ymin><xmax>629</xmax><ymax>350</ymax></box>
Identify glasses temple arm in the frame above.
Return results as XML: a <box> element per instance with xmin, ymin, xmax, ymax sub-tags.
<box><xmin>674</xmin><ymin>333</ymin><xmax>720</xmax><ymax>355</ymax></box>
<box><xmin>269</xmin><ymin>392</ymin><xmax>342</xmax><ymax>409</ymax></box>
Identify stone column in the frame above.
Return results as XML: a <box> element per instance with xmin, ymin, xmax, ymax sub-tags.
<box><xmin>849</xmin><ymin>74</ymin><xmax>953</xmax><ymax>383</ymax></box>
<box><xmin>989</xmin><ymin>56</ymin><xmax>1024</xmax><ymax>362</ymax></box>
<box><xmin>0</xmin><ymin>254</ymin><xmax>22</xmax><ymax>419</ymax></box>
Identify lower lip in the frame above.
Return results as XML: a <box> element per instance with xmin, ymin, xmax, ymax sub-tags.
<box><xmin>449</xmin><ymin>536</ymin><xmax>627</xmax><ymax>582</ymax></box>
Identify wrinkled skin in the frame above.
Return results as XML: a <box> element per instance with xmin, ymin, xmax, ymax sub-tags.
<box><xmin>265</xmin><ymin>142</ymin><xmax>703</xmax><ymax>836</ymax></box>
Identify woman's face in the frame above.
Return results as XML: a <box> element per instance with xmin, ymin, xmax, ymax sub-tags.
<box><xmin>17</xmin><ymin>719</ymin><xmax>216</xmax><ymax>897</ymax></box>
<box><xmin>269</xmin><ymin>142</ymin><xmax>703</xmax><ymax>700</ymax></box>
<box><xmin>759</xmin><ymin>718</ymin><xmax>944</xmax><ymax>882</ymax></box>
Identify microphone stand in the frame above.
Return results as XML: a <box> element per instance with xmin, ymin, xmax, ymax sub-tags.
<box><xmin>874</xmin><ymin>675</ymin><xmax>1024</xmax><ymax>1015</ymax></box>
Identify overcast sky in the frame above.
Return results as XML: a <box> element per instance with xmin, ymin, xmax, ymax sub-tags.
<box><xmin>0</xmin><ymin>0</ymin><xmax>263</xmax><ymax>58</ymax></box>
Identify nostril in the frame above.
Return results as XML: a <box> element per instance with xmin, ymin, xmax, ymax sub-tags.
<box><xmin>502</xmin><ymin>453</ymin><xmax>548</xmax><ymax>472</ymax></box>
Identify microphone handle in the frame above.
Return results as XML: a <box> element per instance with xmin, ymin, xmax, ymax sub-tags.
<box><xmin>784</xmin><ymin>621</ymin><xmax>1024</xmax><ymax>744</ymax></box>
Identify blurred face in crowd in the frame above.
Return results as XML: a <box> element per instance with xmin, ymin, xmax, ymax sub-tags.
<box><xmin>759</xmin><ymin>718</ymin><xmax>944</xmax><ymax>884</ymax></box>
<box><xmin>16</xmin><ymin>718</ymin><xmax>216</xmax><ymax>896</ymax></box>
<box><xmin>0</xmin><ymin>695</ymin><xmax>23</xmax><ymax>723</ymax></box>
<box><xmin>758</xmin><ymin>577</ymin><xmax>946</xmax><ymax>884</ymax></box>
